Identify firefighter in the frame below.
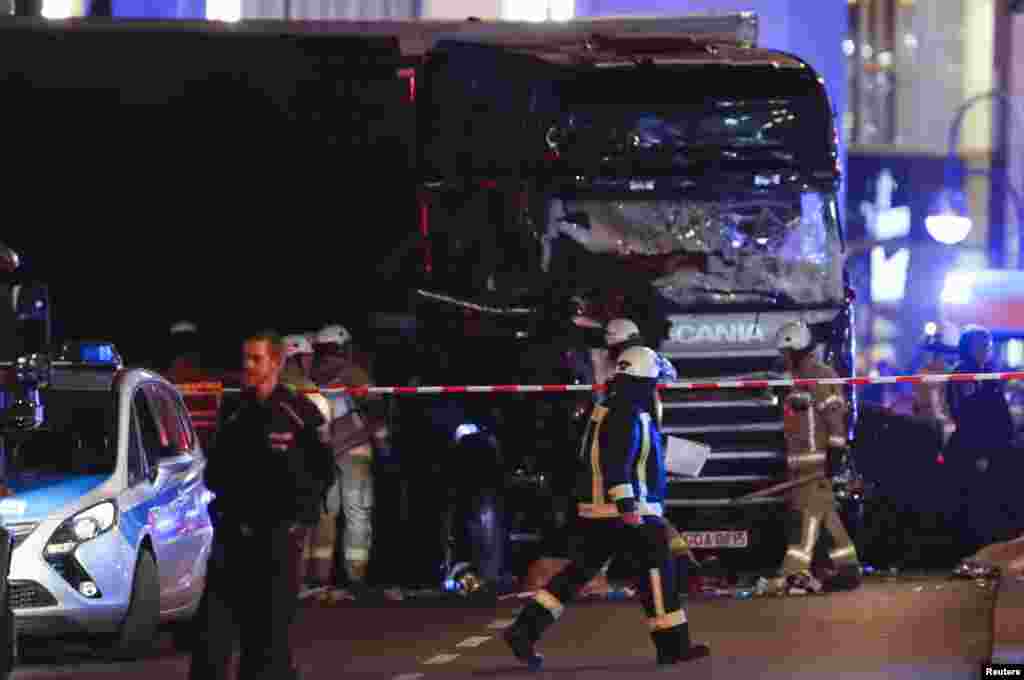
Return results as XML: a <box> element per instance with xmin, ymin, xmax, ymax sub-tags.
<box><xmin>281</xmin><ymin>334</ymin><xmax>335</xmax><ymax>595</ymax></box>
<box><xmin>503</xmin><ymin>346</ymin><xmax>710</xmax><ymax>670</ymax></box>
<box><xmin>770</xmin><ymin>320</ymin><xmax>861</xmax><ymax>595</ymax></box>
<box><xmin>601</xmin><ymin>319</ymin><xmax>694</xmax><ymax>572</ymax></box>
<box><xmin>166</xmin><ymin>321</ymin><xmax>206</xmax><ymax>384</ymax></box>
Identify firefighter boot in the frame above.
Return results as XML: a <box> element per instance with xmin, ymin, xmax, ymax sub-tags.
<box><xmin>785</xmin><ymin>571</ymin><xmax>823</xmax><ymax>595</ymax></box>
<box><xmin>823</xmin><ymin>564</ymin><xmax>862</xmax><ymax>592</ymax></box>
<box><xmin>650</xmin><ymin>624</ymin><xmax>710</xmax><ymax>666</ymax></box>
<box><xmin>502</xmin><ymin>601</ymin><xmax>555</xmax><ymax>671</ymax></box>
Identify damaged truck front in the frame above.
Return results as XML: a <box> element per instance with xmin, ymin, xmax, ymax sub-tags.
<box><xmin>414</xmin><ymin>13</ymin><xmax>858</xmax><ymax>572</ymax></box>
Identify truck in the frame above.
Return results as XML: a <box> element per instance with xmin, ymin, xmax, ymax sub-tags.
<box><xmin>0</xmin><ymin>13</ymin><xmax>857</xmax><ymax>583</ymax></box>
<box><xmin>395</xmin><ymin>13</ymin><xmax>858</xmax><ymax>574</ymax></box>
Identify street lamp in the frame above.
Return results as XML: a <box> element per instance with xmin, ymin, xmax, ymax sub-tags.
<box><xmin>928</xmin><ymin>90</ymin><xmax>1024</xmax><ymax>263</ymax></box>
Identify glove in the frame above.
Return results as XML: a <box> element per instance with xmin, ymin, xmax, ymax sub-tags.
<box><xmin>617</xmin><ymin>498</ymin><xmax>641</xmax><ymax>526</ymax></box>
<box><xmin>826</xmin><ymin>447</ymin><xmax>847</xmax><ymax>478</ymax></box>
<box><xmin>621</xmin><ymin>512</ymin><xmax>642</xmax><ymax>527</ymax></box>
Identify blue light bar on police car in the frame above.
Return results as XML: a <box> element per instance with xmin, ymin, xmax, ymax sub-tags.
<box><xmin>61</xmin><ymin>341</ymin><xmax>122</xmax><ymax>367</ymax></box>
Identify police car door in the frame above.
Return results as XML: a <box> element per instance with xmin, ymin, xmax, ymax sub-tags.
<box><xmin>159</xmin><ymin>383</ymin><xmax>213</xmax><ymax>604</ymax></box>
<box><xmin>133</xmin><ymin>384</ymin><xmax>193</xmax><ymax>611</ymax></box>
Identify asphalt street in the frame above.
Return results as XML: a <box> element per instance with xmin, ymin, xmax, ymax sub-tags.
<box><xmin>10</xmin><ymin>571</ymin><xmax>997</xmax><ymax>680</ymax></box>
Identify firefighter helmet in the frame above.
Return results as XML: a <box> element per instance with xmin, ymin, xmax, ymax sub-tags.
<box><xmin>775</xmin><ymin>320</ymin><xmax>813</xmax><ymax>352</ymax></box>
<box><xmin>283</xmin><ymin>334</ymin><xmax>313</xmax><ymax>358</ymax></box>
<box><xmin>615</xmin><ymin>346</ymin><xmax>660</xmax><ymax>379</ymax></box>
<box><xmin>606</xmin><ymin>318</ymin><xmax>640</xmax><ymax>347</ymax></box>
<box><xmin>315</xmin><ymin>324</ymin><xmax>352</xmax><ymax>347</ymax></box>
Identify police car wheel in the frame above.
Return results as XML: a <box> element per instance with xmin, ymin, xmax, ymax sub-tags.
<box><xmin>105</xmin><ymin>549</ymin><xmax>160</xmax><ymax>659</ymax></box>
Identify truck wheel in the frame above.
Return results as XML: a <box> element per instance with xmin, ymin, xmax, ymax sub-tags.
<box><xmin>104</xmin><ymin>549</ymin><xmax>160</xmax><ymax>660</ymax></box>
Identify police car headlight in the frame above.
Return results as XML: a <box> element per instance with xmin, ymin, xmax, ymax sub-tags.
<box><xmin>45</xmin><ymin>501</ymin><xmax>117</xmax><ymax>556</ymax></box>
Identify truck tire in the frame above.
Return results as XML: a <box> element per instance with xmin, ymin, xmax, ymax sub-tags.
<box><xmin>104</xmin><ymin>549</ymin><xmax>160</xmax><ymax>660</ymax></box>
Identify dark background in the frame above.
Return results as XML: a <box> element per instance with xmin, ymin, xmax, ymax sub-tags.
<box><xmin>1</xmin><ymin>23</ymin><xmax>420</xmax><ymax>370</ymax></box>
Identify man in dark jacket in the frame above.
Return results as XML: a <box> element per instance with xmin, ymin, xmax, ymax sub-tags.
<box><xmin>945</xmin><ymin>325</ymin><xmax>1015</xmax><ymax>553</ymax></box>
<box><xmin>190</xmin><ymin>330</ymin><xmax>334</xmax><ymax>680</ymax></box>
<box><xmin>503</xmin><ymin>346</ymin><xmax>709</xmax><ymax>670</ymax></box>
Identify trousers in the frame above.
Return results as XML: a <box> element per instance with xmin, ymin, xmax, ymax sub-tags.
<box><xmin>780</xmin><ymin>481</ymin><xmax>859</xmax><ymax>576</ymax></box>
<box><xmin>532</xmin><ymin>516</ymin><xmax>687</xmax><ymax>632</ymax></box>
<box><xmin>189</xmin><ymin>524</ymin><xmax>299</xmax><ymax>680</ymax></box>
<box><xmin>337</xmin><ymin>455</ymin><xmax>373</xmax><ymax>582</ymax></box>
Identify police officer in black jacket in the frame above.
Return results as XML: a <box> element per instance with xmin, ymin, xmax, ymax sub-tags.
<box><xmin>190</xmin><ymin>330</ymin><xmax>334</xmax><ymax>680</ymax></box>
<box><xmin>945</xmin><ymin>325</ymin><xmax>1015</xmax><ymax>553</ymax></box>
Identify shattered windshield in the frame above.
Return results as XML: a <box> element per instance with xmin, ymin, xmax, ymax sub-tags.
<box><xmin>548</xmin><ymin>191</ymin><xmax>844</xmax><ymax>307</ymax></box>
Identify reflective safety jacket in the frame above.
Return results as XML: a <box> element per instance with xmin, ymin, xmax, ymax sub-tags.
<box><xmin>574</xmin><ymin>403</ymin><xmax>667</xmax><ymax>519</ymax></box>
<box><xmin>782</xmin><ymin>358</ymin><xmax>847</xmax><ymax>477</ymax></box>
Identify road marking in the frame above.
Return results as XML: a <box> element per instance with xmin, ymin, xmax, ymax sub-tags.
<box><xmin>456</xmin><ymin>636</ymin><xmax>493</xmax><ymax>648</ymax></box>
<box><xmin>423</xmin><ymin>653</ymin><xmax>460</xmax><ymax>665</ymax></box>
<box><xmin>487</xmin><ymin>618</ymin><xmax>516</xmax><ymax>629</ymax></box>
<box><xmin>393</xmin><ymin>674</ymin><xmax>425</xmax><ymax>680</ymax></box>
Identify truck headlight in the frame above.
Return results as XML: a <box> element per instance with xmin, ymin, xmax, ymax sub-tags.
<box><xmin>45</xmin><ymin>501</ymin><xmax>117</xmax><ymax>556</ymax></box>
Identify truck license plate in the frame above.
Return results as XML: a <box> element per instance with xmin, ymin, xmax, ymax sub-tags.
<box><xmin>682</xmin><ymin>531</ymin><xmax>749</xmax><ymax>549</ymax></box>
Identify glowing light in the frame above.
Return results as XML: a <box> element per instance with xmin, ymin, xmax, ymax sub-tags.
<box><xmin>924</xmin><ymin>321</ymin><xmax>937</xmax><ymax>336</ymax></box>
<box><xmin>940</xmin><ymin>271</ymin><xmax>976</xmax><ymax>305</ymax></box>
<box><xmin>925</xmin><ymin>214</ymin><xmax>972</xmax><ymax>245</ymax></box>
<box><xmin>41</xmin><ymin>0</ymin><xmax>74</xmax><ymax>18</ymax></box>
<box><xmin>503</xmin><ymin>0</ymin><xmax>573</xmax><ymax>21</ymax></box>
<box><xmin>205</xmin><ymin>0</ymin><xmax>240</xmax><ymax>22</ymax></box>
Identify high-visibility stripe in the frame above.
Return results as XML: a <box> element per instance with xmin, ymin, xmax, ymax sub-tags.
<box><xmin>589</xmin><ymin>407</ymin><xmax>608</xmax><ymax>506</ymax></box>
<box><xmin>829</xmin><ymin>544</ymin><xmax>858</xmax><ymax>563</ymax></box>
<box><xmin>637</xmin><ymin>413</ymin><xmax>651</xmax><ymax>502</ymax></box>
<box><xmin>649</xmin><ymin>568</ymin><xmax>666</xmax><ymax>617</ymax></box>
<box><xmin>577</xmin><ymin>501</ymin><xmax>663</xmax><ymax>519</ymax></box>
<box><xmin>789</xmin><ymin>453</ymin><xmax>826</xmax><ymax>466</ymax></box>
<box><xmin>828</xmin><ymin>436</ymin><xmax>847</xmax><ymax>448</ymax></box>
<box><xmin>647</xmin><ymin>610</ymin><xmax>686</xmax><ymax>631</ymax></box>
<box><xmin>802</xmin><ymin>515</ymin><xmax>820</xmax><ymax>556</ymax></box>
<box><xmin>534</xmin><ymin>589</ymin><xmax>565</xmax><ymax>619</ymax></box>
<box><xmin>609</xmin><ymin>484</ymin><xmax>634</xmax><ymax>501</ymax></box>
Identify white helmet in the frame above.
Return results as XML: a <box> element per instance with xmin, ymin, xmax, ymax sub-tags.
<box><xmin>775</xmin><ymin>320</ymin><xmax>813</xmax><ymax>352</ymax></box>
<box><xmin>170</xmin><ymin>320</ymin><xmax>198</xmax><ymax>335</ymax></box>
<box><xmin>282</xmin><ymin>334</ymin><xmax>313</xmax><ymax>359</ymax></box>
<box><xmin>315</xmin><ymin>324</ymin><xmax>352</xmax><ymax>347</ymax></box>
<box><xmin>606</xmin><ymin>318</ymin><xmax>640</xmax><ymax>347</ymax></box>
<box><xmin>615</xmin><ymin>346</ymin><xmax>660</xmax><ymax>379</ymax></box>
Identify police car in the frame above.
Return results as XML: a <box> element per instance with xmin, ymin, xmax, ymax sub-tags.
<box><xmin>0</xmin><ymin>341</ymin><xmax>213</xmax><ymax>655</ymax></box>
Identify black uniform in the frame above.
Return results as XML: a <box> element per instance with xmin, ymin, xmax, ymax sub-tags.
<box><xmin>945</xmin><ymin>358</ymin><xmax>1016</xmax><ymax>551</ymax></box>
<box><xmin>503</xmin><ymin>373</ymin><xmax>708</xmax><ymax>670</ymax></box>
<box><xmin>190</xmin><ymin>384</ymin><xmax>333</xmax><ymax>680</ymax></box>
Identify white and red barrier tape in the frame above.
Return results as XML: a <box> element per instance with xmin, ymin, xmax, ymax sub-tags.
<box><xmin>176</xmin><ymin>370</ymin><xmax>1024</xmax><ymax>396</ymax></box>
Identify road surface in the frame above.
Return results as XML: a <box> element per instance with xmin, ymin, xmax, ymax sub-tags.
<box><xmin>11</xmin><ymin>571</ymin><xmax>996</xmax><ymax>679</ymax></box>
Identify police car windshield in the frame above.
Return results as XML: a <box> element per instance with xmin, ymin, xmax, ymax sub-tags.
<box><xmin>551</xmin><ymin>191</ymin><xmax>843</xmax><ymax>307</ymax></box>
<box><xmin>1</xmin><ymin>390</ymin><xmax>117</xmax><ymax>479</ymax></box>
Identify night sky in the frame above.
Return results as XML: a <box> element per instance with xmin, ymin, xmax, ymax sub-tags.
<box><xmin>2</xmin><ymin>23</ymin><xmax>418</xmax><ymax>371</ymax></box>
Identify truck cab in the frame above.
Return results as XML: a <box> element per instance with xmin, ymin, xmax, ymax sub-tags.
<box><xmin>408</xmin><ymin>14</ymin><xmax>856</xmax><ymax>571</ymax></box>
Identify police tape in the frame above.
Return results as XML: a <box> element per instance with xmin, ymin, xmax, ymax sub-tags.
<box><xmin>175</xmin><ymin>370</ymin><xmax>1024</xmax><ymax>396</ymax></box>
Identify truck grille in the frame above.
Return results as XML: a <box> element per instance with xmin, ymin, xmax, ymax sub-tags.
<box><xmin>661</xmin><ymin>353</ymin><xmax>787</xmax><ymax>507</ymax></box>
<box><xmin>9</xmin><ymin>580</ymin><xmax>57</xmax><ymax>609</ymax></box>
